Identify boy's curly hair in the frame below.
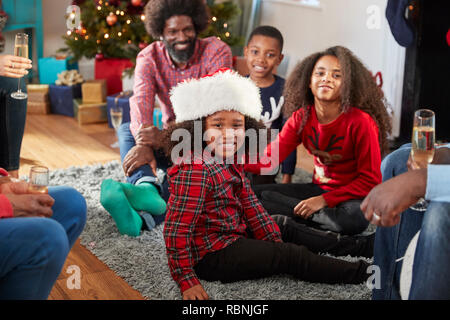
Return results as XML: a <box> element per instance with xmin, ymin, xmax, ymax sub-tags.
<box><xmin>163</xmin><ymin>117</ymin><xmax>267</xmax><ymax>161</ymax></box>
<box><xmin>283</xmin><ymin>46</ymin><xmax>392</xmax><ymax>155</ymax></box>
<box><xmin>144</xmin><ymin>0</ymin><xmax>210</xmax><ymax>38</ymax></box>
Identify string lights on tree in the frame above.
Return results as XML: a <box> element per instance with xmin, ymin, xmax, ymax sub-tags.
<box><xmin>60</xmin><ymin>0</ymin><xmax>243</xmax><ymax>67</ymax></box>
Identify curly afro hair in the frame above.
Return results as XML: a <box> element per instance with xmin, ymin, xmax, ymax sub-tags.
<box><xmin>144</xmin><ymin>0</ymin><xmax>210</xmax><ymax>38</ymax></box>
<box><xmin>283</xmin><ymin>46</ymin><xmax>392</xmax><ymax>156</ymax></box>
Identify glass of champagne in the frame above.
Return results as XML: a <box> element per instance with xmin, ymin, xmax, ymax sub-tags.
<box><xmin>409</xmin><ymin>109</ymin><xmax>435</xmax><ymax>211</ymax></box>
<box><xmin>110</xmin><ymin>97</ymin><xmax>123</xmax><ymax>148</ymax></box>
<box><xmin>28</xmin><ymin>166</ymin><xmax>49</xmax><ymax>193</ymax></box>
<box><xmin>11</xmin><ymin>33</ymin><xmax>29</xmax><ymax>100</ymax></box>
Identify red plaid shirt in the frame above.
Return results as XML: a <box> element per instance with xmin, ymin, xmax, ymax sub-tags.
<box><xmin>129</xmin><ymin>37</ymin><xmax>233</xmax><ymax>137</ymax></box>
<box><xmin>163</xmin><ymin>155</ymin><xmax>282</xmax><ymax>293</ymax></box>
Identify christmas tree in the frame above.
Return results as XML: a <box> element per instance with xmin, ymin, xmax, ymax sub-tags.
<box><xmin>59</xmin><ymin>0</ymin><xmax>243</xmax><ymax>65</ymax></box>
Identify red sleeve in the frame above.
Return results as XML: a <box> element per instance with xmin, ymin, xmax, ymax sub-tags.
<box><xmin>322</xmin><ymin>114</ymin><xmax>382</xmax><ymax>207</ymax></box>
<box><xmin>0</xmin><ymin>194</ymin><xmax>13</xmax><ymax>219</ymax></box>
<box><xmin>163</xmin><ymin>164</ymin><xmax>211</xmax><ymax>293</ymax></box>
<box><xmin>245</xmin><ymin>110</ymin><xmax>302</xmax><ymax>174</ymax></box>
<box><xmin>239</xmin><ymin>173</ymin><xmax>282</xmax><ymax>243</ymax></box>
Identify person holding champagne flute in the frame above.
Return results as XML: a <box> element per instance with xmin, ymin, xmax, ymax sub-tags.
<box><xmin>0</xmin><ymin>166</ymin><xmax>87</xmax><ymax>299</ymax></box>
<box><xmin>0</xmin><ymin>32</ymin><xmax>33</xmax><ymax>179</ymax></box>
<box><xmin>361</xmin><ymin>120</ymin><xmax>450</xmax><ymax>300</ymax></box>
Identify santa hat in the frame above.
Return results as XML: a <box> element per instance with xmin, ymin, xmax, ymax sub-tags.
<box><xmin>170</xmin><ymin>68</ymin><xmax>262</xmax><ymax>123</ymax></box>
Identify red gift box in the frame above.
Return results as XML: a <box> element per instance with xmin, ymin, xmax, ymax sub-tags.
<box><xmin>94</xmin><ymin>57</ymin><xmax>133</xmax><ymax>95</ymax></box>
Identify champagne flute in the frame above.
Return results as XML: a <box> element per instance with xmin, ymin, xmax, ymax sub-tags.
<box><xmin>409</xmin><ymin>109</ymin><xmax>435</xmax><ymax>211</ymax></box>
<box><xmin>110</xmin><ymin>95</ymin><xmax>123</xmax><ymax>148</ymax></box>
<box><xmin>11</xmin><ymin>33</ymin><xmax>29</xmax><ymax>100</ymax></box>
<box><xmin>28</xmin><ymin>166</ymin><xmax>49</xmax><ymax>193</ymax></box>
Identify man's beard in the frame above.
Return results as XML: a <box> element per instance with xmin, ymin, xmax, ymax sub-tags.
<box><xmin>164</xmin><ymin>37</ymin><xmax>196</xmax><ymax>64</ymax></box>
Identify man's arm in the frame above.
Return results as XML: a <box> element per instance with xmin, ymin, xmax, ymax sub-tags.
<box><xmin>360</xmin><ymin>169</ymin><xmax>427</xmax><ymax>227</ymax></box>
<box><xmin>129</xmin><ymin>50</ymin><xmax>157</xmax><ymax>138</ymax></box>
<box><xmin>361</xmin><ymin>147</ymin><xmax>450</xmax><ymax>227</ymax></box>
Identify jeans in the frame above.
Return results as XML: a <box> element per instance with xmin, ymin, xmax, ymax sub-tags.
<box><xmin>373</xmin><ymin>144</ymin><xmax>450</xmax><ymax>300</ymax></box>
<box><xmin>0</xmin><ymin>76</ymin><xmax>27</xmax><ymax>170</ymax></box>
<box><xmin>252</xmin><ymin>183</ymin><xmax>369</xmax><ymax>235</ymax></box>
<box><xmin>0</xmin><ymin>186</ymin><xmax>87</xmax><ymax>300</ymax></box>
<box><xmin>117</xmin><ymin>122</ymin><xmax>170</xmax><ymax>225</ymax></box>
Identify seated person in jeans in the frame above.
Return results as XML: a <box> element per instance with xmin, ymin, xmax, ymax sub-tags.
<box><xmin>361</xmin><ymin>143</ymin><xmax>450</xmax><ymax>300</ymax></box>
<box><xmin>0</xmin><ymin>168</ymin><xmax>86</xmax><ymax>299</ymax></box>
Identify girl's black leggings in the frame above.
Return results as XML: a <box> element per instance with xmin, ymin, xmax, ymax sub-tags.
<box><xmin>251</xmin><ymin>183</ymin><xmax>369</xmax><ymax>235</ymax></box>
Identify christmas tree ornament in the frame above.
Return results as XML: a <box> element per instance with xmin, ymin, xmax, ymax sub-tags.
<box><xmin>139</xmin><ymin>42</ymin><xmax>148</xmax><ymax>50</ymax></box>
<box><xmin>106</xmin><ymin>12</ymin><xmax>118</xmax><ymax>26</ymax></box>
<box><xmin>60</xmin><ymin>0</ymin><xmax>243</xmax><ymax>63</ymax></box>
<box><xmin>95</xmin><ymin>53</ymin><xmax>104</xmax><ymax>60</ymax></box>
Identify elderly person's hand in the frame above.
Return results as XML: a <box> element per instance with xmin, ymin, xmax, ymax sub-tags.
<box><xmin>0</xmin><ymin>54</ymin><xmax>32</xmax><ymax>78</ymax></box>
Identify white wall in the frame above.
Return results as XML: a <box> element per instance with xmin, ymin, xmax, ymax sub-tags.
<box><xmin>41</xmin><ymin>0</ymin><xmax>73</xmax><ymax>57</ymax></box>
<box><xmin>259</xmin><ymin>0</ymin><xmax>404</xmax><ymax>137</ymax></box>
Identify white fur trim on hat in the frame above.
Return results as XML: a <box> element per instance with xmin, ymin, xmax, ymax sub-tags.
<box><xmin>170</xmin><ymin>69</ymin><xmax>262</xmax><ymax>123</ymax></box>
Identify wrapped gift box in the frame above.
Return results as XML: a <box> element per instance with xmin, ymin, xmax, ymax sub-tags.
<box><xmin>73</xmin><ymin>99</ymin><xmax>107</xmax><ymax>125</ymax></box>
<box><xmin>28</xmin><ymin>91</ymin><xmax>49</xmax><ymax>103</ymax></box>
<box><xmin>27</xmin><ymin>84</ymin><xmax>49</xmax><ymax>94</ymax></box>
<box><xmin>82</xmin><ymin>79</ymin><xmax>107</xmax><ymax>104</ymax></box>
<box><xmin>48</xmin><ymin>84</ymin><xmax>82</xmax><ymax>117</ymax></box>
<box><xmin>38</xmin><ymin>57</ymin><xmax>78</xmax><ymax>84</ymax></box>
<box><xmin>27</xmin><ymin>102</ymin><xmax>50</xmax><ymax>114</ymax></box>
<box><xmin>106</xmin><ymin>92</ymin><xmax>163</xmax><ymax>129</ymax></box>
<box><xmin>95</xmin><ymin>57</ymin><xmax>133</xmax><ymax>95</ymax></box>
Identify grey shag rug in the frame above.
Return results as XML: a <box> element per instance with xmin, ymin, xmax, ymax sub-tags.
<box><xmin>49</xmin><ymin>161</ymin><xmax>373</xmax><ymax>300</ymax></box>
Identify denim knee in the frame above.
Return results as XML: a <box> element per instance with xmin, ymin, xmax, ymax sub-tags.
<box><xmin>21</xmin><ymin>218</ymin><xmax>69</xmax><ymax>268</ymax></box>
<box><xmin>381</xmin><ymin>146</ymin><xmax>411</xmax><ymax>181</ymax></box>
<box><xmin>48</xmin><ymin>186</ymin><xmax>87</xmax><ymax>248</ymax></box>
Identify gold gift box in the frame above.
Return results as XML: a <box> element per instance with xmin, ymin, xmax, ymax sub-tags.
<box><xmin>73</xmin><ymin>99</ymin><xmax>107</xmax><ymax>125</ymax></box>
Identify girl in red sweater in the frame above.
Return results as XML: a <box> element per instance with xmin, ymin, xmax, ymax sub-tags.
<box><xmin>247</xmin><ymin>46</ymin><xmax>392</xmax><ymax>236</ymax></box>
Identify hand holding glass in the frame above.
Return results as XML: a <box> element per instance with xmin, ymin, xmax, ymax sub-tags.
<box><xmin>28</xmin><ymin>166</ymin><xmax>49</xmax><ymax>194</ymax></box>
<box><xmin>409</xmin><ymin>109</ymin><xmax>435</xmax><ymax>211</ymax></box>
<box><xmin>11</xmin><ymin>33</ymin><xmax>29</xmax><ymax>100</ymax></box>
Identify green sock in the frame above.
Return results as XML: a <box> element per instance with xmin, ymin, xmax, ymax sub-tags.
<box><xmin>100</xmin><ymin>179</ymin><xmax>142</xmax><ymax>237</ymax></box>
<box><xmin>121</xmin><ymin>182</ymin><xmax>166</xmax><ymax>215</ymax></box>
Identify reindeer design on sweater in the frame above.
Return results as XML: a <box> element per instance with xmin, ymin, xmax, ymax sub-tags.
<box><xmin>307</xmin><ymin>127</ymin><xmax>344</xmax><ymax>183</ymax></box>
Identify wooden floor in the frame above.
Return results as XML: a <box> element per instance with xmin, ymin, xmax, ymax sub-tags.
<box><xmin>20</xmin><ymin>114</ymin><xmax>145</xmax><ymax>300</ymax></box>
<box><xmin>20</xmin><ymin>113</ymin><xmax>314</xmax><ymax>300</ymax></box>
